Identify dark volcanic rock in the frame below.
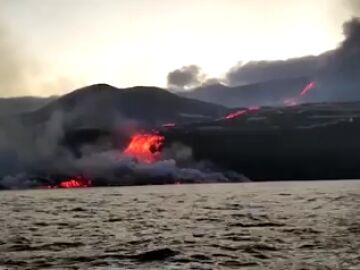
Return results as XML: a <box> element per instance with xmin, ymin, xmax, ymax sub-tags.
<box><xmin>163</xmin><ymin>101</ymin><xmax>360</xmax><ymax>180</ymax></box>
<box><xmin>183</xmin><ymin>77</ymin><xmax>310</xmax><ymax>107</ymax></box>
<box><xmin>23</xmin><ymin>84</ymin><xmax>227</xmax><ymax>129</ymax></box>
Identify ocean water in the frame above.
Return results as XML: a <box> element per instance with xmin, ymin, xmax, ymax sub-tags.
<box><xmin>0</xmin><ymin>181</ymin><xmax>359</xmax><ymax>270</ymax></box>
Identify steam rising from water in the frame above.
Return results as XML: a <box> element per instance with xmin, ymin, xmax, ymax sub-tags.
<box><xmin>0</xmin><ymin>110</ymin><xmax>246</xmax><ymax>189</ymax></box>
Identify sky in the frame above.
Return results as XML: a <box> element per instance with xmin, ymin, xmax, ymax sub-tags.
<box><xmin>0</xmin><ymin>0</ymin><xmax>358</xmax><ymax>96</ymax></box>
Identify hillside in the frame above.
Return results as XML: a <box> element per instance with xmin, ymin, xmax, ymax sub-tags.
<box><xmin>0</xmin><ymin>96</ymin><xmax>55</xmax><ymax>115</ymax></box>
<box><xmin>22</xmin><ymin>84</ymin><xmax>228</xmax><ymax>130</ymax></box>
<box><xmin>163</xmin><ymin>101</ymin><xmax>360</xmax><ymax>180</ymax></box>
<box><xmin>183</xmin><ymin>77</ymin><xmax>312</xmax><ymax>107</ymax></box>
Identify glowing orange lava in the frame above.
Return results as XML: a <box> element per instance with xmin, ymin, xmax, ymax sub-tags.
<box><xmin>124</xmin><ymin>132</ymin><xmax>164</xmax><ymax>163</ymax></box>
<box><xmin>283</xmin><ymin>81</ymin><xmax>316</xmax><ymax>106</ymax></box>
<box><xmin>224</xmin><ymin>109</ymin><xmax>248</xmax><ymax>119</ymax></box>
<box><xmin>299</xmin><ymin>81</ymin><xmax>316</xmax><ymax>96</ymax></box>
<box><xmin>58</xmin><ymin>176</ymin><xmax>90</xmax><ymax>188</ymax></box>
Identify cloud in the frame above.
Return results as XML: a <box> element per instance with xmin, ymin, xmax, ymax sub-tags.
<box><xmin>214</xmin><ymin>17</ymin><xmax>360</xmax><ymax>103</ymax></box>
<box><xmin>224</xmin><ymin>16</ymin><xmax>360</xmax><ymax>91</ymax></box>
<box><xmin>172</xmin><ymin>17</ymin><xmax>360</xmax><ymax>106</ymax></box>
<box><xmin>167</xmin><ymin>65</ymin><xmax>205</xmax><ymax>90</ymax></box>
<box><xmin>225</xmin><ymin>56</ymin><xmax>323</xmax><ymax>86</ymax></box>
<box><xmin>315</xmin><ymin>17</ymin><xmax>360</xmax><ymax>100</ymax></box>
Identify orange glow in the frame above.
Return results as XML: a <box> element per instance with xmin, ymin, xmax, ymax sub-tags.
<box><xmin>58</xmin><ymin>177</ymin><xmax>90</xmax><ymax>188</ymax></box>
<box><xmin>299</xmin><ymin>81</ymin><xmax>316</xmax><ymax>96</ymax></box>
<box><xmin>124</xmin><ymin>132</ymin><xmax>164</xmax><ymax>163</ymax></box>
<box><xmin>224</xmin><ymin>105</ymin><xmax>261</xmax><ymax>120</ymax></box>
<box><xmin>224</xmin><ymin>109</ymin><xmax>248</xmax><ymax>119</ymax></box>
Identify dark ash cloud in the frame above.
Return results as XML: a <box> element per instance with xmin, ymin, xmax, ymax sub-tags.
<box><xmin>216</xmin><ymin>17</ymin><xmax>360</xmax><ymax>103</ymax></box>
<box><xmin>167</xmin><ymin>65</ymin><xmax>205</xmax><ymax>90</ymax></box>
<box><xmin>225</xmin><ymin>56</ymin><xmax>323</xmax><ymax>86</ymax></box>
<box><xmin>177</xmin><ymin>17</ymin><xmax>360</xmax><ymax>106</ymax></box>
<box><xmin>225</xmin><ymin>17</ymin><xmax>360</xmax><ymax>92</ymax></box>
<box><xmin>316</xmin><ymin>17</ymin><xmax>360</xmax><ymax>100</ymax></box>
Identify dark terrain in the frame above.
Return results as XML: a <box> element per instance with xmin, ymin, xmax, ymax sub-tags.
<box><xmin>162</xmin><ymin>102</ymin><xmax>360</xmax><ymax>180</ymax></box>
<box><xmin>182</xmin><ymin>77</ymin><xmax>312</xmax><ymax>107</ymax></box>
<box><xmin>21</xmin><ymin>83</ymin><xmax>228</xmax><ymax>129</ymax></box>
<box><xmin>1</xmin><ymin>83</ymin><xmax>360</xmax><ymax>186</ymax></box>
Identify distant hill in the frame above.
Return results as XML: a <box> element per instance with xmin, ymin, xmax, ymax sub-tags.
<box><xmin>163</xmin><ymin>101</ymin><xmax>360</xmax><ymax>180</ymax></box>
<box><xmin>183</xmin><ymin>77</ymin><xmax>311</xmax><ymax>107</ymax></box>
<box><xmin>0</xmin><ymin>96</ymin><xmax>55</xmax><ymax>115</ymax></box>
<box><xmin>22</xmin><ymin>84</ymin><xmax>228</xmax><ymax>130</ymax></box>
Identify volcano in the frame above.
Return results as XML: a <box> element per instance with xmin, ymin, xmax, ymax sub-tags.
<box><xmin>22</xmin><ymin>84</ymin><xmax>228</xmax><ymax>129</ymax></box>
<box><xmin>161</xmin><ymin>101</ymin><xmax>360</xmax><ymax>180</ymax></box>
<box><xmin>2</xmin><ymin>82</ymin><xmax>360</xmax><ymax>189</ymax></box>
<box><xmin>182</xmin><ymin>77</ymin><xmax>312</xmax><ymax>107</ymax></box>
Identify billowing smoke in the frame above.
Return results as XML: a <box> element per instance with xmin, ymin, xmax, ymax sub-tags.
<box><xmin>167</xmin><ymin>65</ymin><xmax>205</xmax><ymax>90</ymax></box>
<box><xmin>0</xmin><ymin>111</ymin><xmax>71</xmax><ymax>182</ymax></box>
<box><xmin>0</xmin><ymin>97</ymin><xmax>55</xmax><ymax>115</ymax></box>
<box><xmin>179</xmin><ymin>17</ymin><xmax>360</xmax><ymax>106</ymax></box>
<box><xmin>313</xmin><ymin>17</ymin><xmax>360</xmax><ymax>101</ymax></box>
<box><xmin>73</xmin><ymin>149</ymin><xmax>246</xmax><ymax>187</ymax></box>
<box><xmin>0</xmin><ymin>109</ymin><xmax>247</xmax><ymax>189</ymax></box>
<box><xmin>227</xmin><ymin>17</ymin><xmax>360</xmax><ymax>99</ymax></box>
<box><xmin>225</xmin><ymin>56</ymin><xmax>323</xmax><ymax>86</ymax></box>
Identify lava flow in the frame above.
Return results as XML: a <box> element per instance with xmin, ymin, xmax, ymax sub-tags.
<box><xmin>224</xmin><ymin>109</ymin><xmax>248</xmax><ymax>119</ymax></box>
<box><xmin>299</xmin><ymin>81</ymin><xmax>316</xmax><ymax>96</ymax></box>
<box><xmin>224</xmin><ymin>105</ymin><xmax>260</xmax><ymax>120</ymax></box>
<box><xmin>58</xmin><ymin>176</ymin><xmax>91</xmax><ymax>188</ymax></box>
<box><xmin>283</xmin><ymin>81</ymin><xmax>316</xmax><ymax>107</ymax></box>
<box><xmin>123</xmin><ymin>132</ymin><xmax>164</xmax><ymax>163</ymax></box>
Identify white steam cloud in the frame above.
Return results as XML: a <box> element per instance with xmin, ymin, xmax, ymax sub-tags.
<box><xmin>0</xmin><ymin>110</ymin><xmax>247</xmax><ymax>189</ymax></box>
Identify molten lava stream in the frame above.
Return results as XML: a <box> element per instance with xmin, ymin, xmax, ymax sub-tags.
<box><xmin>58</xmin><ymin>177</ymin><xmax>90</xmax><ymax>188</ymax></box>
<box><xmin>224</xmin><ymin>109</ymin><xmax>248</xmax><ymax>120</ymax></box>
<box><xmin>124</xmin><ymin>132</ymin><xmax>164</xmax><ymax>163</ymax></box>
<box><xmin>299</xmin><ymin>81</ymin><xmax>316</xmax><ymax>96</ymax></box>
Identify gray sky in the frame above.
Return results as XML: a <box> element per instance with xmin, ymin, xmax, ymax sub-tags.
<box><xmin>0</xmin><ymin>0</ymin><xmax>357</xmax><ymax>96</ymax></box>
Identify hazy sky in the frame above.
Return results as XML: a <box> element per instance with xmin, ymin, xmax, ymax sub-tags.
<box><xmin>0</xmin><ymin>0</ymin><xmax>358</xmax><ymax>96</ymax></box>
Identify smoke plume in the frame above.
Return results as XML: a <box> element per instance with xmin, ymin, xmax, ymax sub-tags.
<box><xmin>178</xmin><ymin>17</ymin><xmax>360</xmax><ymax>106</ymax></box>
<box><xmin>0</xmin><ymin>108</ymin><xmax>247</xmax><ymax>189</ymax></box>
<box><xmin>227</xmin><ymin>17</ymin><xmax>360</xmax><ymax>97</ymax></box>
<box><xmin>167</xmin><ymin>65</ymin><xmax>205</xmax><ymax>90</ymax></box>
<box><xmin>73</xmin><ymin>150</ymin><xmax>246</xmax><ymax>187</ymax></box>
<box><xmin>314</xmin><ymin>17</ymin><xmax>360</xmax><ymax>101</ymax></box>
<box><xmin>225</xmin><ymin>56</ymin><xmax>323</xmax><ymax>86</ymax></box>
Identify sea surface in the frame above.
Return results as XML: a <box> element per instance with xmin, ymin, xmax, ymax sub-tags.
<box><xmin>1</xmin><ymin>181</ymin><xmax>359</xmax><ymax>270</ymax></box>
